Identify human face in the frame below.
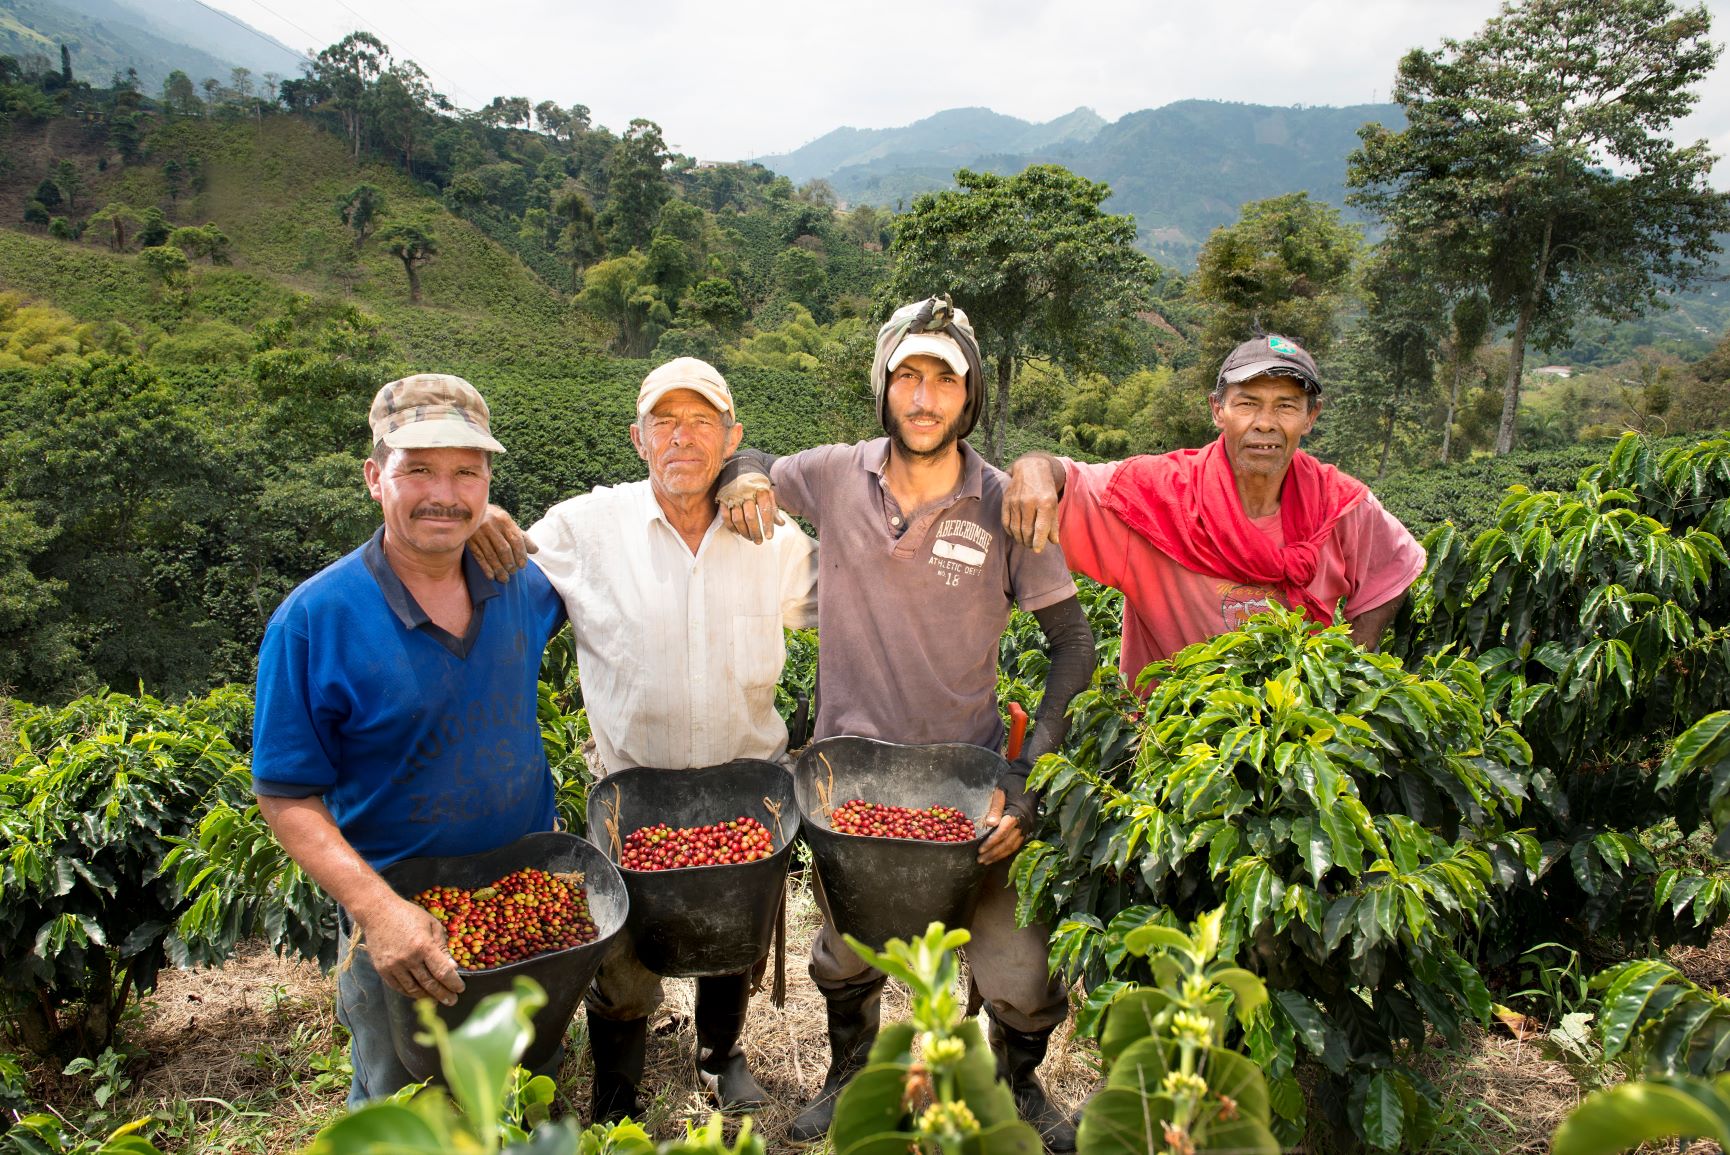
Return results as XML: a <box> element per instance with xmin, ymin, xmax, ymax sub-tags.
<box><xmin>364</xmin><ymin>445</ymin><xmax>491</xmax><ymax>559</ymax></box>
<box><xmin>885</xmin><ymin>353</ymin><xmax>967</xmax><ymax>461</ymax></box>
<box><xmin>631</xmin><ymin>388</ymin><xmax>743</xmax><ymax>500</ymax></box>
<box><xmin>1209</xmin><ymin>375</ymin><xmax>1320</xmax><ymax>483</ymax></box>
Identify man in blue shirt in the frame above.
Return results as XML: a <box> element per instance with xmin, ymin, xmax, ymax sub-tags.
<box><xmin>252</xmin><ymin>373</ymin><xmax>565</xmax><ymax>1108</ymax></box>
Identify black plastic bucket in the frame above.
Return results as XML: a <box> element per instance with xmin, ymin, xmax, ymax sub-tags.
<box><xmin>793</xmin><ymin>736</ymin><xmax>1004</xmax><ymax>951</ymax></box>
<box><xmin>587</xmin><ymin>759</ymin><xmax>800</xmax><ymax>977</ymax></box>
<box><xmin>377</xmin><ymin>831</ymin><xmax>628</xmax><ymax>1081</ymax></box>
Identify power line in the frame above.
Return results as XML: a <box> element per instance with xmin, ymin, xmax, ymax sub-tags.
<box><xmin>187</xmin><ymin>0</ymin><xmax>314</xmax><ymax>70</ymax></box>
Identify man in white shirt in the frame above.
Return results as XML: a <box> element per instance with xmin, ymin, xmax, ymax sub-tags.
<box><xmin>470</xmin><ymin>357</ymin><xmax>817</xmax><ymax>1122</ymax></box>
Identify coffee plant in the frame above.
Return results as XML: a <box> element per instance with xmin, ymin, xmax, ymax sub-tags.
<box><xmin>1551</xmin><ymin>1072</ymin><xmax>1730</xmax><ymax>1155</ymax></box>
<box><xmin>1395</xmin><ymin>434</ymin><xmax>1730</xmax><ymax>956</ymax></box>
<box><xmin>828</xmin><ymin>922</ymin><xmax>1045</xmax><ymax>1154</ymax></box>
<box><xmin>0</xmin><ymin>689</ymin><xmax>253</xmax><ymax>1060</ymax></box>
<box><xmin>1076</xmin><ymin>907</ymin><xmax>1278</xmax><ymax>1155</ymax></box>
<box><xmin>1014</xmin><ymin>609</ymin><xmax>1536</xmax><ymax>1148</ymax></box>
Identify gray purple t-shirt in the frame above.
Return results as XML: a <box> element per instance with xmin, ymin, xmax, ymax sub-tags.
<box><xmin>768</xmin><ymin>438</ymin><xmax>1077</xmax><ymax>749</ymax></box>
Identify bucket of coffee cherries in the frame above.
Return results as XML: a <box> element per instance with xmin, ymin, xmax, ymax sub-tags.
<box><xmin>793</xmin><ymin>737</ymin><xmax>1002</xmax><ymax>951</ymax></box>
<box><xmin>589</xmin><ymin>759</ymin><xmax>800</xmax><ymax>976</ymax></box>
<box><xmin>377</xmin><ymin>831</ymin><xmax>628</xmax><ymax>1081</ymax></box>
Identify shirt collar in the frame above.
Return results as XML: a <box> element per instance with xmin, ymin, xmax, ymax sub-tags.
<box><xmin>865</xmin><ymin>436</ymin><xmax>986</xmax><ymax>502</ymax></box>
<box><xmin>361</xmin><ymin>526</ymin><xmax>500</xmax><ymax>631</ymax></box>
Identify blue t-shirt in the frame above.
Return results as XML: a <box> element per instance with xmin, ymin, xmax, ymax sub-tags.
<box><xmin>252</xmin><ymin>529</ymin><xmax>567</xmax><ymax>869</ymax></box>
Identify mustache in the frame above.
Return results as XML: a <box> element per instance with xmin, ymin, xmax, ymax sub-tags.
<box><xmin>411</xmin><ymin>503</ymin><xmax>473</xmax><ymax>520</ymax></box>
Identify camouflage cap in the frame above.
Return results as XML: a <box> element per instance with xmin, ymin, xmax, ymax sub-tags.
<box><xmin>369</xmin><ymin>373</ymin><xmax>506</xmax><ymax>453</ymax></box>
<box><xmin>1217</xmin><ymin>334</ymin><xmax>1322</xmax><ymax>395</ymax></box>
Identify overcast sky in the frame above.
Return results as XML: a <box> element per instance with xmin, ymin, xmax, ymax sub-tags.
<box><xmin>207</xmin><ymin>0</ymin><xmax>1730</xmax><ymax>179</ymax></box>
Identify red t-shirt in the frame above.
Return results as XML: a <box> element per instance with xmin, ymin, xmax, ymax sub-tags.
<box><xmin>1058</xmin><ymin>458</ymin><xmax>1426</xmax><ymax>686</ymax></box>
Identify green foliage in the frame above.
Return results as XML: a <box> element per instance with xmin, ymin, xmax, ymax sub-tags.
<box><xmin>299</xmin><ymin>976</ymin><xmax>763</xmax><ymax>1155</ymax></box>
<box><xmin>1395</xmin><ymin>434</ymin><xmax>1730</xmax><ymax>952</ymax></box>
<box><xmin>1590</xmin><ymin>958</ymin><xmax>1730</xmax><ymax>1079</ymax></box>
<box><xmin>1190</xmin><ymin>192</ymin><xmax>1361</xmax><ymax>371</ymax></box>
<box><xmin>1550</xmin><ymin>1072</ymin><xmax>1730</xmax><ymax>1155</ymax></box>
<box><xmin>1348</xmin><ymin>0</ymin><xmax>1730</xmax><ymax>454</ymax></box>
<box><xmin>1076</xmin><ymin>908</ymin><xmax>1278</xmax><ymax>1155</ymax></box>
<box><xmin>829</xmin><ymin>922</ymin><xmax>1045</xmax><ymax>1154</ymax></box>
<box><xmin>0</xmin><ymin>689</ymin><xmax>253</xmax><ymax>1060</ymax></box>
<box><xmin>1016</xmin><ymin>609</ymin><xmax>1533</xmax><ymax>1148</ymax></box>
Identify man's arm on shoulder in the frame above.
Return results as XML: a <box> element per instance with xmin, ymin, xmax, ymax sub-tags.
<box><xmin>719</xmin><ymin>445</ymin><xmax>833</xmax><ymax>543</ymax></box>
<box><xmin>256</xmin><ymin>795</ymin><xmax>464</xmax><ymax>1005</ymax></box>
<box><xmin>1004</xmin><ymin>452</ymin><xmax>1068</xmax><ymax>553</ymax></box>
<box><xmin>469</xmin><ymin>503</ymin><xmax>537</xmax><ymax>582</ymax></box>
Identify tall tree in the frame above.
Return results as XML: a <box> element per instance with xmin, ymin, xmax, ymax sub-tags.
<box><xmin>161</xmin><ymin>70</ymin><xmax>199</xmax><ymax>117</ymax></box>
<box><xmin>311</xmin><ymin>32</ymin><xmax>390</xmax><ymax>161</ymax></box>
<box><xmin>370</xmin><ymin>60</ymin><xmax>433</xmax><ymax>174</ymax></box>
<box><xmin>378</xmin><ymin>223</ymin><xmax>438</xmax><ymax>303</ymax></box>
<box><xmin>886</xmin><ymin>165</ymin><xmax>1157</xmax><ymax>464</ymax></box>
<box><xmin>338</xmin><ymin>183</ymin><xmax>385</xmax><ymax>247</ymax></box>
<box><xmin>1349</xmin><ymin>0</ymin><xmax>1730</xmax><ymax>454</ymax></box>
<box><xmin>599</xmin><ymin>119</ymin><xmax>671</xmax><ymax>253</ymax></box>
<box><xmin>1439</xmin><ymin>293</ymin><xmax>1490</xmax><ymax>464</ymax></box>
<box><xmin>552</xmin><ymin>185</ymin><xmax>603</xmax><ymax>287</ymax></box>
<box><xmin>1190</xmin><ymin>191</ymin><xmax>1361</xmax><ymax>373</ymax></box>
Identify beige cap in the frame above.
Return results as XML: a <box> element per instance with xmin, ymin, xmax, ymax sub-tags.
<box><xmin>636</xmin><ymin>356</ymin><xmax>734</xmax><ymax>418</ymax></box>
<box><xmin>369</xmin><ymin>373</ymin><xmax>506</xmax><ymax>453</ymax></box>
<box><xmin>887</xmin><ymin>331</ymin><xmax>969</xmax><ymax>377</ymax></box>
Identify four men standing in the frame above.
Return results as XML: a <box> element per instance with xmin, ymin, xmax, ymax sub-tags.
<box><xmin>253</xmin><ymin>305</ymin><xmax>1423</xmax><ymax>1147</ymax></box>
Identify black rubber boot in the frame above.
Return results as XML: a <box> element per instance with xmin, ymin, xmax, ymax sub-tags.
<box><xmin>694</xmin><ymin>972</ymin><xmax>768</xmax><ymax>1110</ymax></box>
<box><xmin>989</xmin><ymin>1013</ymin><xmax>1077</xmax><ymax>1153</ymax></box>
<box><xmin>586</xmin><ymin>1013</ymin><xmax>647</xmax><ymax>1125</ymax></box>
<box><xmin>787</xmin><ymin>976</ymin><xmax>887</xmax><ymax>1143</ymax></box>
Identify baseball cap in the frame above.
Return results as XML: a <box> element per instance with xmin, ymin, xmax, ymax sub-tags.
<box><xmin>637</xmin><ymin>357</ymin><xmax>734</xmax><ymax>419</ymax></box>
<box><xmin>370</xmin><ymin>373</ymin><xmax>506</xmax><ymax>453</ymax></box>
<box><xmin>888</xmin><ymin>331</ymin><xmax>970</xmax><ymax>378</ymax></box>
<box><xmin>1217</xmin><ymin>334</ymin><xmax>1322</xmax><ymax>394</ymax></box>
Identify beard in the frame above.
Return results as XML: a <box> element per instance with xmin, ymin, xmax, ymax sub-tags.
<box><xmin>886</xmin><ymin>407</ymin><xmax>963</xmax><ymax>461</ymax></box>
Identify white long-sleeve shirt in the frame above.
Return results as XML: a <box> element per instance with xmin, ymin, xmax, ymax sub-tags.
<box><xmin>527</xmin><ymin>480</ymin><xmax>818</xmax><ymax>774</ymax></box>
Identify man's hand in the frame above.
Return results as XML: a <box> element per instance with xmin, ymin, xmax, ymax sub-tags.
<box><xmin>978</xmin><ymin>787</ymin><xmax>1026</xmax><ymax>865</ymax></box>
<box><xmin>717</xmin><ymin>472</ymin><xmax>783</xmax><ymax>545</ymax></box>
<box><xmin>468</xmin><ymin>503</ymin><xmax>534</xmax><ymax>581</ymax></box>
<box><xmin>1003</xmin><ymin>454</ymin><xmax>1065</xmax><ymax>553</ymax></box>
<box><xmin>356</xmin><ymin>893</ymin><xmax>466</xmax><ymax>1006</ymax></box>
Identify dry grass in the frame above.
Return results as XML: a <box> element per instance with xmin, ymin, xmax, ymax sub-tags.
<box><xmin>61</xmin><ymin>872</ymin><xmax>1093</xmax><ymax>1153</ymax></box>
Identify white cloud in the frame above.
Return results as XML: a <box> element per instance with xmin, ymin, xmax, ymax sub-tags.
<box><xmin>208</xmin><ymin>0</ymin><xmax>1730</xmax><ymax>180</ymax></box>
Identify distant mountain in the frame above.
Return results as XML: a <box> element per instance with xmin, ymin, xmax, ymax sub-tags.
<box><xmin>758</xmin><ymin>106</ymin><xmax>1105</xmax><ymax>186</ymax></box>
<box><xmin>0</xmin><ymin>0</ymin><xmax>301</xmax><ymax>95</ymax></box>
<box><xmin>759</xmin><ymin>100</ymin><xmax>1403</xmax><ymax>267</ymax></box>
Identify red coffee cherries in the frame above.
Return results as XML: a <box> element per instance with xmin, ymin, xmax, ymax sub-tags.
<box><xmin>619</xmin><ymin>816</ymin><xmax>775</xmax><ymax>871</ymax></box>
<box><xmin>413</xmin><ymin>866</ymin><xmax>599</xmax><ymax>971</ymax></box>
<box><xmin>829</xmin><ymin>800</ymin><xmax>977</xmax><ymax>842</ymax></box>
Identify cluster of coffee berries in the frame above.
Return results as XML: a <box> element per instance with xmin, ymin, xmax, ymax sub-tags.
<box><xmin>619</xmin><ymin>817</ymin><xmax>775</xmax><ymax>871</ymax></box>
<box><xmin>829</xmin><ymin>800</ymin><xmax>977</xmax><ymax>842</ymax></box>
<box><xmin>413</xmin><ymin>867</ymin><xmax>598</xmax><ymax>971</ymax></box>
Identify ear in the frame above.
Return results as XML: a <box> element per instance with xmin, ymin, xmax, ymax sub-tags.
<box><xmin>630</xmin><ymin>423</ymin><xmax>647</xmax><ymax>463</ymax></box>
<box><xmin>1209</xmin><ymin>394</ymin><xmax>1227</xmax><ymax>432</ymax></box>
<box><xmin>1303</xmin><ymin>397</ymin><xmax>1323</xmax><ymax>436</ymax></box>
<box><xmin>724</xmin><ymin>420</ymin><xmax>744</xmax><ymax>457</ymax></box>
<box><xmin>363</xmin><ymin>456</ymin><xmax>384</xmax><ymax>503</ymax></box>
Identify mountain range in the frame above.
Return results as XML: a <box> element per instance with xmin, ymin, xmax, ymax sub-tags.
<box><xmin>759</xmin><ymin>100</ymin><xmax>1404</xmax><ymax>266</ymax></box>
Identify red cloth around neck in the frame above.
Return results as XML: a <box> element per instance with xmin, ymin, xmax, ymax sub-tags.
<box><xmin>1100</xmin><ymin>436</ymin><xmax>1369</xmax><ymax>624</ymax></box>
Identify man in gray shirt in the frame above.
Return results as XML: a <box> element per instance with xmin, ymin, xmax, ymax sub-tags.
<box><xmin>718</xmin><ymin>295</ymin><xmax>1096</xmax><ymax>1152</ymax></box>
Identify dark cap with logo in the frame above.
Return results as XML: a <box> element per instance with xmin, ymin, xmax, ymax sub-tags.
<box><xmin>1217</xmin><ymin>334</ymin><xmax>1321</xmax><ymax>395</ymax></box>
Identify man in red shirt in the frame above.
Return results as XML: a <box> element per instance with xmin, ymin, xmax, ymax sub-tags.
<box><xmin>1003</xmin><ymin>334</ymin><xmax>1425</xmax><ymax>686</ymax></box>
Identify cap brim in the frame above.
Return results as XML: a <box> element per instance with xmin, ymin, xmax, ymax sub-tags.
<box><xmin>380</xmin><ymin>424</ymin><xmax>507</xmax><ymax>453</ymax></box>
<box><xmin>889</xmin><ymin>335</ymin><xmax>969</xmax><ymax>377</ymax></box>
<box><xmin>1221</xmin><ymin>359</ymin><xmax>1320</xmax><ymax>391</ymax></box>
<box><xmin>638</xmin><ymin>381</ymin><xmax>733</xmax><ymax>418</ymax></box>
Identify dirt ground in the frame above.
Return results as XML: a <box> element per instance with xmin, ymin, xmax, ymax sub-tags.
<box><xmin>92</xmin><ymin>873</ymin><xmax>1093</xmax><ymax>1153</ymax></box>
<box><xmin>46</xmin><ymin>892</ymin><xmax>1730</xmax><ymax>1153</ymax></box>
